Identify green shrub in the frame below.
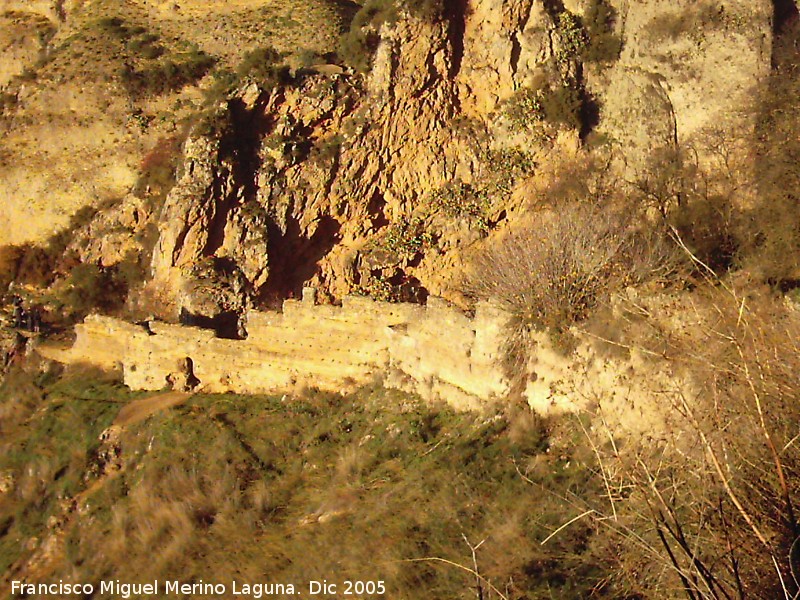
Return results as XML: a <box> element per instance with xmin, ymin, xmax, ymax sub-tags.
<box><xmin>337</xmin><ymin>0</ymin><xmax>397</xmax><ymax>73</ymax></box>
<box><xmin>54</xmin><ymin>263</ymin><xmax>128</xmax><ymax>319</ymax></box>
<box><xmin>309</xmin><ymin>134</ymin><xmax>344</xmax><ymax>166</ymax></box>
<box><xmin>128</xmin><ymin>33</ymin><xmax>165</xmax><ymax>59</ymax></box>
<box><xmin>354</xmin><ymin>271</ymin><xmax>397</xmax><ymax>302</ymax></box>
<box><xmin>402</xmin><ymin>0</ymin><xmax>443</xmax><ymax>20</ymax></box>
<box><xmin>540</xmin><ymin>83</ymin><xmax>583</xmax><ymax>129</ymax></box>
<box><xmin>379</xmin><ymin>218</ymin><xmax>434</xmax><ymax>259</ymax></box>
<box><xmin>430</xmin><ymin>182</ymin><xmax>491</xmax><ymax>231</ymax></box>
<box><xmin>503</xmin><ymin>86</ymin><xmax>544</xmax><ymax>130</ymax></box>
<box><xmin>236</xmin><ymin>47</ymin><xmax>291</xmax><ymax>86</ymax></box>
<box><xmin>489</xmin><ymin>148</ymin><xmax>536</xmax><ymax>185</ymax></box>
<box><xmin>504</xmin><ymin>81</ymin><xmax>583</xmax><ymax>131</ymax></box>
<box><xmin>555</xmin><ymin>10</ymin><xmax>587</xmax><ymax>63</ymax></box>
<box><xmin>202</xmin><ymin>68</ymin><xmax>239</xmax><ymax>105</ymax></box>
<box><xmin>95</xmin><ymin>16</ymin><xmax>127</xmax><ymax>36</ymax></box>
<box><xmin>582</xmin><ymin>0</ymin><xmax>622</xmax><ymax>63</ymax></box>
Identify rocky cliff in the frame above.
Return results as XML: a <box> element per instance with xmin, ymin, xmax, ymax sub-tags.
<box><xmin>0</xmin><ymin>0</ymin><xmax>781</xmax><ymax>346</ymax></box>
<box><xmin>132</xmin><ymin>0</ymin><xmax>774</xmax><ymax>324</ymax></box>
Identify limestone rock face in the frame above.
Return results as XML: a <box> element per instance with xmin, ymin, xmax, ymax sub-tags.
<box><xmin>143</xmin><ymin>0</ymin><xmax>772</xmax><ymax>313</ymax></box>
<box><xmin>457</xmin><ymin>0</ymin><xmax>549</xmax><ymax>115</ymax></box>
<box><xmin>596</xmin><ymin>68</ymin><xmax>677</xmax><ymax>169</ymax></box>
<box><xmin>148</xmin><ymin>13</ymin><xmax>477</xmax><ymax>311</ymax></box>
<box><xmin>141</xmin><ymin>3</ymin><xmax>548</xmax><ymax>311</ymax></box>
<box><xmin>3</xmin><ymin>0</ymin><xmax>776</xmax><ymax>322</ymax></box>
<box><xmin>152</xmin><ymin>136</ymin><xmax>228</xmax><ymax>278</ymax></box>
<box><xmin>147</xmin><ymin>131</ymin><xmax>265</xmax><ymax>320</ymax></box>
<box><xmin>68</xmin><ymin>195</ymin><xmax>153</xmax><ymax>268</ymax></box>
<box><xmin>595</xmin><ymin>0</ymin><xmax>773</xmax><ymax>166</ymax></box>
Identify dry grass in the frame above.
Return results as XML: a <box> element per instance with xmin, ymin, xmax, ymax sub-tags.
<box><xmin>571</xmin><ymin>288</ymin><xmax>800</xmax><ymax>599</ymax></box>
<box><xmin>0</xmin><ymin>376</ymin><xmax>619</xmax><ymax>599</ymax></box>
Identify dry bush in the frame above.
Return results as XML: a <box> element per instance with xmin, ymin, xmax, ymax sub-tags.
<box><xmin>467</xmin><ymin>202</ymin><xmax>683</xmax><ymax>362</ymax></box>
<box><xmin>629</xmin><ymin>136</ymin><xmax>744</xmax><ymax>276</ymax></box>
<box><xmin>134</xmin><ymin>135</ymin><xmax>184</xmax><ymax>205</ymax></box>
<box><xmin>581</xmin><ymin>289</ymin><xmax>800</xmax><ymax>599</ymax></box>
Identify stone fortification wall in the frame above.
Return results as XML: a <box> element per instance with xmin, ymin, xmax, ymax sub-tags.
<box><xmin>67</xmin><ymin>292</ymin><xmax>510</xmax><ymax>410</ymax></box>
<box><xmin>61</xmin><ymin>291</ymin><xmax>685</xmax><ymax>430</ymax></box>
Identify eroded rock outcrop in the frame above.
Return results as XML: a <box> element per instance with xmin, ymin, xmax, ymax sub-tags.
<box><xmin>595</xmin><ymin>0</ymin><xmax>772</xmax><ymax>167</ymax></box>
<box><xmin>143</xmin><ymin>0</ymin><xmax>774</xmax><ymax>319</ymax></box>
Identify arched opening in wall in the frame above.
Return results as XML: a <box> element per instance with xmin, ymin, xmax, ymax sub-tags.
<box><xmin>184</xmin><ymin>357</ymin><xmax>200</xmax><ymax>390</ymax></box>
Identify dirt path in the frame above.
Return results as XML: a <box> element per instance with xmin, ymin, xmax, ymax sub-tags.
<box><xmin>0</xmin><ymin>390</ymin><xmax>193</xmax><ymax>599</ymax></box>
<box><xmin>113</xmin><ymin>390</ymin><xmax>192</xmax><ymax>427</ymax></box>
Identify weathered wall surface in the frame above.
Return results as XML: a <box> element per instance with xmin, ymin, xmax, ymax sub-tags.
<box><xmin>56</xmin><ymin>290</ymin><xmax>684</xmax><ymax>432</ymax></box>
<box><xmin>65</xmin><ymin>293</ymin><xmax>509</xmax><ymax>410</ymax></box>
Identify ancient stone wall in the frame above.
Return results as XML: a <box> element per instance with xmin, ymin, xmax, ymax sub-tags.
<box><xmin>66</xmin><ymin>291</ymin><xmax>510</xmax><ymax>410</ymax></box>
<box><xmin>60</xmin><ymin>289</ymin><xmax>690</xmax><ymax>430</ymax></box>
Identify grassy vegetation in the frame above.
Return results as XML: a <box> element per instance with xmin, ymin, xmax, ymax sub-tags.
<box><xmin>0</xmin><ymin>364</ymin><xmax>144</xmax><ymax>574</ymax></box>
<box><xmin>3</xmin><ymin>304</ymin><xmax>800</xmax><ymax>598</ymax></box>
<box><xmin>582</xmin><ymin>0</ymin><xmax>623</xmax><ymax>63</ymax></box>
<box><xmin>0</xmin><ymin>370</ymin><xmax>622</xmax><ymax>598</ymax></box>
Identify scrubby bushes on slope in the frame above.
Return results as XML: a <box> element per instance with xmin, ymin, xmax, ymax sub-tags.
<box><xmin>467</xmin><ymin>201</ymin><xmax>683</xmax><ymax>359</ymax></box>
<box><xmin>578</xmin><ymin>290</ymin><xmax>800</xmax><ymax>599</ymax></box>
<box><xmin>0</xmin><ymin>372</ymin><xmax>628</xmax><ymax>599</ymax></box>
